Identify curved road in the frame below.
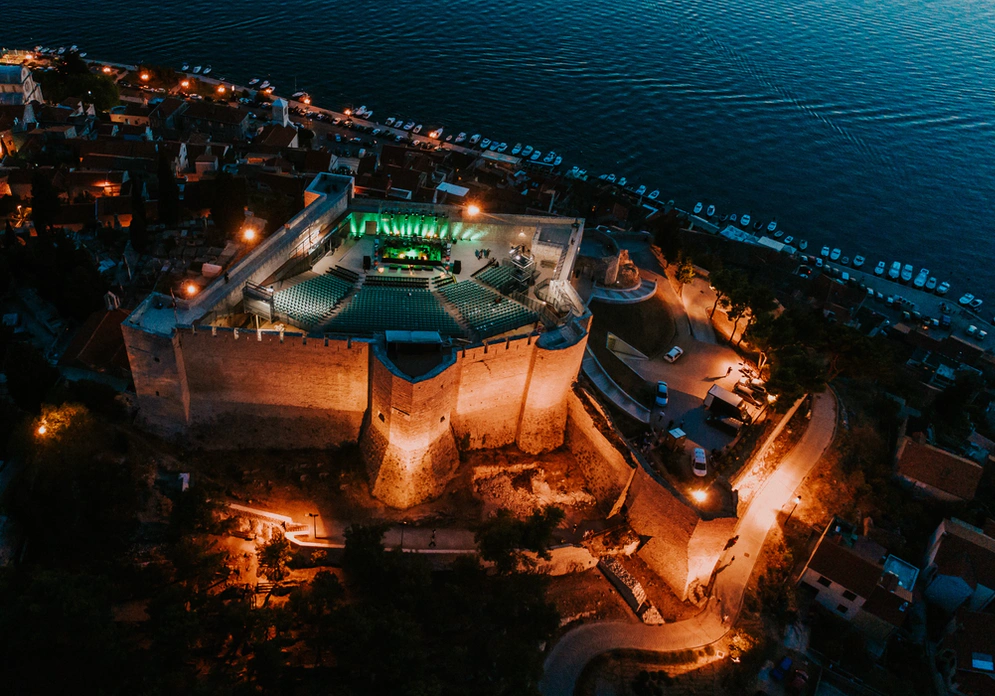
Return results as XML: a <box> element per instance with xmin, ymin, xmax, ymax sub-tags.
<box><xmin>539</xmin><ymin>390</ymin><xmax>837</xmax><ymax>695</ymax></box>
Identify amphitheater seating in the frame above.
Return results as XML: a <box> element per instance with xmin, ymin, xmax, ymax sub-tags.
<box><xmin>273</xmin><ymin>274</ymin><xmax>353</xmax><ymax>328</ymax></box>
<box><xmin>363</xmin><ymin>274</ymin><xmax>430</xmax><ymax>289</ymax></box>
<box><xmin>439</xmin><ymin>280</ymin><xmax>537</xmax><ymax>338</ymax></box>
<box><xmin>474</xmin><ymin>263</ymin><xmax>520</xmax><ymax>295</ymax></box>
<box><xmin>326</xmin><ymin>287</ymin><xmax>463</xmax><ymax>336</ymax></box>
<box><xmin>328</xmin><ymin>266</ymin><xmax>360</xmax><ymax>283</ymax></box>
<box><xmin>432</xmin><ymin>275</ymin><xmax>457</xmax><ymax>290</ymax></box>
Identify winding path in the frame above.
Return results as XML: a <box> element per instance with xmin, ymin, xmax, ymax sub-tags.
<box><xmin>539</xmin><ymin>390</ymin><xmax>838</xmax><ymax>695</ymax></box>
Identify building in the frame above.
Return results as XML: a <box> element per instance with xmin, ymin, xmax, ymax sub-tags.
<box><xmin>923</xmin><ymin>518</ymin><xmax>995</xmax><ymax>614</ymax></box>
<box><xmin>110</xmin><ymin>103</ymin><xmax>152</xmax><ymax>127</ymax></box>
<box><xmin>182</xmin><ymin>101</ymin><xmax>249</xmax><ymax>140</ymax></box>
<box><xmin>896</xmin><ymin>434</ymin><xmax>985</xmax><ymax>502</ymax></box>
<box><xmin>123</xmin><ymin>173</ymin><xmax>590</xmax><ymax>509</ymax></box>
<box><xmin>0</xmin><ymin>65</ymin><xmax>44</xmax><ymax>105</ymax></box>
<box><xmin>936</xmin><ymin>610</ymin><xmax>995</xmax><ymax>696</ymax></box>
<box><xmin>798</xmin><ymin>518</ymin><xmax>918</xmax><ymax>654</ymax></box>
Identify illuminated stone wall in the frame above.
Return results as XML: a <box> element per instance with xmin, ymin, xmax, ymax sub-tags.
<box><xmin>452</xmin><ymin>337</ymin><xmax>534</xmax><ymax>450</ymax></box>
<box><xmin>127</xmin><ymin>327</ymin><xmax>370</xmax><ymax>448</ymax></box>
<box><xmin>565</xmin><ymin>388</ymin><xmax>637</xmax><ymax>511</ymax></box>
<box><xmin>122</xmin><ymin>323</ymin><xmax>190</xmax><ymax>436</ymax></box>
<box><xmin>517</xmin><ymin>332</ymin><xmax>589</xmax><ymax>453</ymax></box>
<box><xmin>126</xmin><ymin>322</ymin><xmax>587</xmax><ymax>508</ymax></box>
<box><xmin>361</xmin><ymin>347</ymin><xmax>461</xmax><ymax>508</ymax></box>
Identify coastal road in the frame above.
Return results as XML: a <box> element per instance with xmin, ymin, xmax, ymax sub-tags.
<box><xmin>539</xmin><ymin>390</ymin><xmax>837</xmax><ymax>695</ymax></box>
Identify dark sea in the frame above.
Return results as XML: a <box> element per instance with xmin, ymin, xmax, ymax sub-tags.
<box><xmin>4</xmin><ymin>0</ymin><xmax>995</xmax><ymax>298</ymax></box>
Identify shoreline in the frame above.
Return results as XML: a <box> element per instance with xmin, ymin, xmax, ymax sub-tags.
<box><xmin>2</xmin><ymin>47</ymin><xmax>991</xmax><ymax>331</ymax></box>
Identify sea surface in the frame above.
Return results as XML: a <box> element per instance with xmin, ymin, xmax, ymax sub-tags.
<box><xmin>4</xmin><ymin>0</ymin><xmax>995</xmax><ymax>297</ymax></box>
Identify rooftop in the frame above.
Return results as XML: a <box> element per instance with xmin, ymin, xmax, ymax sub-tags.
<box><xmin>896</xmin><ymin>435</ymin><xmax>984</xmax><ymax>501</ymax></box>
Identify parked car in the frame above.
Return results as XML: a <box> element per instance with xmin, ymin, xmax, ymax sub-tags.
<box><xmin>692</xmin><ymin>447</ymin><xmax>708</xmax><ymax>477</ymax></box>
<box><xmin>655</xmin><ymin>381</ymin><xmax>669</xmax><ymax>408</ymax></box>
<box><xmin>663</xmin><ymin>346</ymin><xmax>685</xmax><ymax>363</ymax></box>
<box><xmin>734</xmin><ymin>382</ymin><xmax>763</xmax><ymax>406</ymax></box>
<box><xmin>789</xmin><ymin>669</ymin><xmax>809</xmax><ymax>693</ymax></box>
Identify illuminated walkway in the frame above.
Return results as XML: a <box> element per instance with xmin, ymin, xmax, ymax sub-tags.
<box><xmin>539</xmin><ymin>390</ymin><xmax>838</xmax><ymax>695</ymax></box>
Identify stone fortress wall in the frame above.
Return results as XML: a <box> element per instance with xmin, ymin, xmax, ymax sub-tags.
<box><xmin>125</xmin><ymin>322</ymin><xmax>590</xmax><ymax>507</ymax></box>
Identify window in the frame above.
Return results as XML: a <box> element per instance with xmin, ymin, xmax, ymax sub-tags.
<box><xmin>842</xmin><ymin>590</ymin><xmax>857</xmax><ymax>601</ymax></box>
<box><xmin>836</xmin><ymin>604</ymin><xmax>848</xmax><ymax>614</ymax></box>
<box><xmin>817</xmin><ymin>576</ymin><xmax>832</xmax><ymax>588</ymax></box>
<box><xmin>378</xmin><ymin>412</ymin><xmax>385</xmax><ymax>422</ymax></box>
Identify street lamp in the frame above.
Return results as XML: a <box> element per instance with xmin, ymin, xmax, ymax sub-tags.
<box><xmin>466</xmin><ymin>204</ymin><xmax>481</xmax><ymax>217</ymax></box>
<box><xmin>785</xmin><ymin>495</ymin><xmax>802</xmax><ymax>525</ymax></box>
<box><xmin>184</xmin><ymin>282</ymin><xmax>198</xmax><ymax>297</ymax></box>
<box><xmin>243</xmin><ymin>227</ymin><xmax>256</xmax><ymax>242</ymax></box>
<box><xmin>691</xmin><ymin>489</ymin><xmax>707</xmax><ymax>503</ymax></box>
<box><xmin>36</xmin><ymin>424</ymin><xmax>47</xmax><ymax>436</ymax></box>
<box><xmin>305</xmin><ymin>512</ymin><xmax>318</xmax><ymax>539</ymax></box>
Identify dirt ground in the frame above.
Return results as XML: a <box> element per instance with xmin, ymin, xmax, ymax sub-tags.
<box><xmin>614</xmin><ymin>554</ymin><xmax>699</xmax><ymax>624</ymax></box>
<box><xmin>548</xmin><ymin>568</ymin><xmax>636</xmax><ymax>629</ymax></box>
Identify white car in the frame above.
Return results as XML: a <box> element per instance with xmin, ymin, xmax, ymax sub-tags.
<box><xmin>692</xmin><ymin>447</ymin><xmax>708</xmax><ymax>477</ymax></box>
<box><xmin>655</xmin><ymin>381</ymin><xmax>669</xmax><ymax>407</ymax></box>
<box><xmin>663</xmin><ymin>346</ymin><xmax>685</xmax><ymax>363</ymax></box>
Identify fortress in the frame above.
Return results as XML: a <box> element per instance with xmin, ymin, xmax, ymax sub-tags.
<box><xmin>123</xmin><ymin>174</ymin><xmax>592</xmax><ymax>508</ymax></box>
<box><xmin>123</xmin><ymin>172</ymin><xmax>738</xmax><ymax>599</ymax></box>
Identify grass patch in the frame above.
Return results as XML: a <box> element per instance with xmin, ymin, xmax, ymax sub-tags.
<box><xmin>587</xmin><ymin>294</ymin><xmax>677</xmax><ymax>409</ymax></box>
<box><xmin>588</xmin><ymin>295</ymin><xmax>676</xmax><ymax>359</ymax></box>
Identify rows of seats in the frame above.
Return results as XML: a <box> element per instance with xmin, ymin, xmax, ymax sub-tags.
<box><xmin>432</xmin><ymin>275</ymin><xmax>457</xmax><ymax>290</ymax></box>
<box><xmin>439</xmin><ymin>281</ymin><xmax>537</xmax><ymax>338</ymax></box>
<box><xmin>474</xmin><ymin>264</ymin><xmax>520</xmax><ymax>295</ymax></box>
<box><xmin>326</xmin><ymin>287</ymin><xmax>463</xmax><ymax>336</ymax></box>
<box><xmin>364</xmin><ymin>274</ymin><xmax>430</xmax><ymax>289</ymax></box>
<box><xmin>273</xmin><ymin>274</ymin><xmax>353</xmax><ymax>328</ymax></box>
<box><xmin>328</xmin><ymin>266</ymin><xmax>360</xmax><ymax>283</ymax></box>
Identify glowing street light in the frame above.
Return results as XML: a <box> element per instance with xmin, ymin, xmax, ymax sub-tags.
<box><xmin>343</xmin><ymin>108</ymin><xmax>352</xmax><ymax>116</ymax></box>
<box><xmin>140</xmin><ymin>72</ymin><xmax>150</xmax><ymax>82</ymax></box>
<box><xmin>36</xmin><ymin>424</ymin><xmax>48</xmax><ymax>436</ymax></box>
<box><xmin>691</xmin><ymin>489</ymin><xmax>707</xmax><ymax>503</ymax></box>
<box><xmin>102</xmin><ymin>65</ymin><xmax>112</xmax><ymax>74</ymax></box>
<box><xmin>184</xmin><ymin>282</ymin><xmax>198</xmax><ymax>297</ymax></box>
<box><xmin>243</xmin><ymin>228</ymin><xmax>256</xmax><ymax>242</ymax></box>
<box><xmin>466</xmin><ymin>204</ymin><xmax>481</xmax><ymax>217</ymax></box>
<box><xmin>216</xmin><ymin>84</ymin><xmax>226</xmax><ymax>95</ymax></box>
<box><xmin>785</xmin><ymin>495</ymin><xmax>802</xmax><ymax>524</ymax></box>
<box><xmin>180</xmin><ymin>79</ymin><xmax>190</xmax><ymax>89</ymax></box>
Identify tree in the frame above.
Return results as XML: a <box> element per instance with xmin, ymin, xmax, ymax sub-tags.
<box><xmin>209</xmin><ymin>171</ymin><xmax>246</xmax><ymax>244</ymax></box>
<box><xmin>474</xmin><ymin>506</ymin><xmax>565</xmax><ymax>573</ymax></box>
<box><xmin>725</xmin><ymin>285</ymin><xmax>751</xmax><ymax>345</ymax></box>
<box><xmin>674</xmin><ymin>252</ymin><xmax>695</xmax><ymax>296</ymax></box>
<box><xmin>709</xmin><ymin>268</ymin><xmax>744</xmax><ymax>318</ymax></box>
<box><xmin>737</xmin><ymin>283</ymin><xmax>777</xmax><ymax>347</ymax></box>
<box><xmin>257</xmin><ymin>529</ymin><xmax>292</xmax><ymax>581</ymax></box>
<box><xmin>4</xmin><ymin>342</ymin><xmax>59</xmax><ymax>413</ymax></box>
<box><xmin>30</xmin><ymin>171</ymin><xmax>60</xmax><ymax>236</ymax></box>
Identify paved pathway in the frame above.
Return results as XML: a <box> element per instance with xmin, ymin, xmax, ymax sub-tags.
<box><xmin>581</xmin><ymin>348</ymin><xmax>651</xmax><ymax>423</ymax></box>
<box><xmin>589</xmin><ymin>278</ymin><xmax>658</xmax><ymax>304</ymax></box>
<box><xmin>539</xmin><ymin>390</ymin><xmax>837</xmax><ymax>695</ymax></box>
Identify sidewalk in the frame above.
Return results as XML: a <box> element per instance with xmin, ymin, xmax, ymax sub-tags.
<box><xmin>581</xmin><ymin>348</ymin><xmax>651</xmax><ymax>423</ymax></box>
<box><xmin>539</xmin><ymin>390</ymin><xmax>838</xmax><ymax>695</ymax></box>
<box><xmin>227</xmin><ymin>503</ymin><xmax>477</xmax><ymax>554</ymax></box>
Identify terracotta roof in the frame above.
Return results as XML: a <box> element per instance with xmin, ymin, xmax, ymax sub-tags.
<box><xmin>257</xmin><ymin>124</ymin><xmax>298</xmax><ymax>148</ymax></box>
<box><xmin>183</xmin><ymin>101</ymin><xmax>248</xmax><ymax>126</ymax></box>
<box><xmin>59</xmin><ymin>308</ymin><xmax>131</xmax><ymax>373</ymax></box>
<box><xmin>807</xmin><ymin>534</ymin><xmax>883</xmax><ymax>598</ymax></box>
<box><xmin>944</xmin><ymin>610</ymin><xmax>995</xmax><ymax>696</ymax></box>
<box><xmin>861</xmin><ymin>584</ymin><xmax>909</xmax><ymax>628</ymax></box>
<box><xmin>933</xmin><ymin>522</ymin><xmax>995</xmax><ymax>589</ymax></box>
<box><xmin>896</xmin><ymin>436</ymin><xmax>983</xmax><ymax>501</ymax></box>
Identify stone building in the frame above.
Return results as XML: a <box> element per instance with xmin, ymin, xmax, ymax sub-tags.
<box><xmin>123</xmin><ymin>173</ymin><xmax>591</xmax><ymax>508</ymax></box>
